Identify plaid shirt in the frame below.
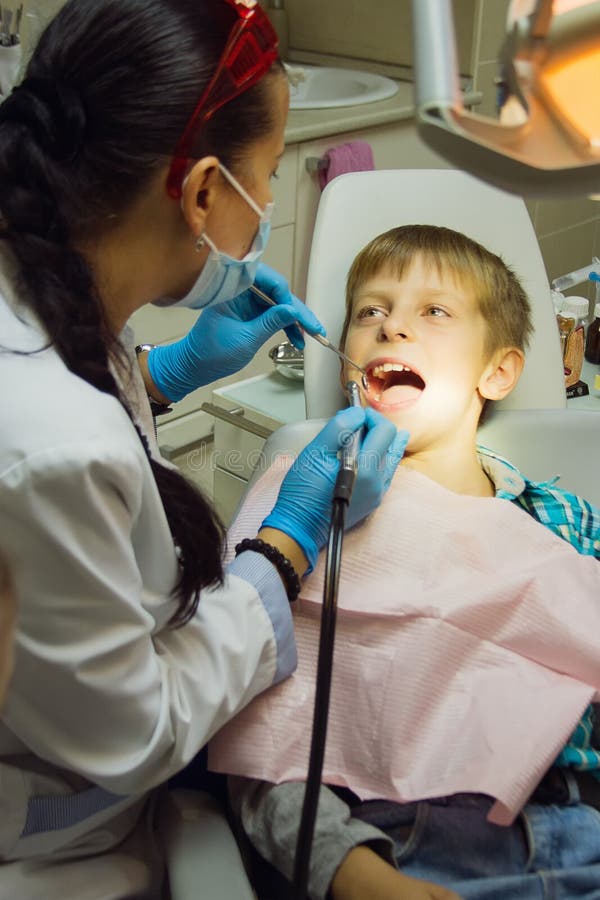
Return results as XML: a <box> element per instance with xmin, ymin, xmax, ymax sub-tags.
<box><xmin>478</xmin><ymin>445</ymin><xmax>600</xmax><ymax>773</ymax></box>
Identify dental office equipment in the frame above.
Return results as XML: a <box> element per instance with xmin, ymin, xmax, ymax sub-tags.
<box><xmin>552</xmin><ymin>258</ymin><xmax>600</xmax><ymax>292</ymax></box>
<box><xmin>554</xmin><ymin>269</ymin><xmax>594</xmax><ymax>294</ymax></box>
<box><xmin>291</xmin><ymin>380</ymin><xmax>364</xmax><ymax>900</ymax></box>
<box><xmin>249</xmin><ymin>283</ymin><xmax>369</xmax><ymax>389</ymax></box>
<box><xmin>411</xmin><ymin>0</ymin><xmax>600</xmax><ymax>197</ymax></box>
<box><xmin>334</xmin><ymin>381</ymin><xmax>363</xmax><ymax>503</ymax></box>
<box><xmin>269</xmin><ymin>340</ymin><xmax>305</xmax><ymax>380</ymax></box>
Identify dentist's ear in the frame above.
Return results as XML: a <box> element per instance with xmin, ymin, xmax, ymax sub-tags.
<box><xmin>478</xmin><ymin>347</ymin><xmax>525</xmax><ymax>401</ymax></box>
<box><xmin>180</xmin><ymin>156</ymin><xmax>220</xmax><ymax>241</ymax></box>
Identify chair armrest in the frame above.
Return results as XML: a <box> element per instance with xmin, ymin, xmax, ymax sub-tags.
<box><xmin>161</xmin><ymin>789</ymin><xmax>255</xmax><ymax>900</ymax></box>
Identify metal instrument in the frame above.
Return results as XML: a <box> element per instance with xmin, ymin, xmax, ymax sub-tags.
<box><xmin>249</xmin><ymin>284</ymin><xmax>369</xmax><ymax>388</ymax></box>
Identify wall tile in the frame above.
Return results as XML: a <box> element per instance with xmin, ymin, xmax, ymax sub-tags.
<box><xmin>525</xmin><ymin>199</ymin><xmax>539</xmax><ymax>230</ymax></box>
<box><xmin>478</xmin><ymin>0</ymin><xmax>511</xmax><ymax>63</ymax></box>
<box><xmin>534</xmin><ymin>198</ymin><xmax>600</xmax><ymax>238</ymax></box>
<box><xmin>453</xmin><ymin>0</ymin><xmax>480</xmax><ymax>75</ymax></box>
<box><xmin>473</xmin><ymin>61</ymin><xmax>500</xmax><ymax>117</ymax></box>
<box><xmin>285</xmin><ymin>0</ymin><xmax>407</xmax><ymax>66</ymax></box>
<box><xmin>538</xmin><ymin>222</ymin><xmax>597</xmax><ymax>291</ymax></box>
<box><xmin>20</xmin><ymin>0</ymin><xmax>66</xmax><ymax>58</ymax></box>
<box><xmin>285</xmin><ymin>0</ymin><xmax>477</xmax><ymax>75</ymax></box>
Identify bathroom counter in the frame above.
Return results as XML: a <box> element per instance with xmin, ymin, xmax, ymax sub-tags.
<box><xmin>284</xmin><ymin>81</ymin><xmax>482</xmax><ymax>144</ymax></box>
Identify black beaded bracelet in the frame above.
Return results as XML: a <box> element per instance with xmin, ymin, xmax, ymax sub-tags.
<box><xmin>235</xmin><ymin>538</ymin><xmax>301</xmax><ymax>603</ymax></box>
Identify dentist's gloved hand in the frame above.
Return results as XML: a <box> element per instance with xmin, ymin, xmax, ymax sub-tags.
<box><xmin>262</xmin><ymin>407</ymin><xmax>409</xmax><ymax>571</ymax></box>
<box><xmin>148</xmin><ymin>264</ymin><xmax>325</xmax><ymax>402</ymax></box>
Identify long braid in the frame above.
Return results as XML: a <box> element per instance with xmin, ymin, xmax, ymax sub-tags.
<box><xmin>0</xmin><ymin>75</ymin><xmax>225</xmax><ymax>627</ymax></box>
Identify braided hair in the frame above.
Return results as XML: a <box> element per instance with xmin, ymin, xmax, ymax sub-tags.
<box><xmin>0</xmin><ymin>0</ymin><xmax>284</xmax><ymax>626</ymax></box>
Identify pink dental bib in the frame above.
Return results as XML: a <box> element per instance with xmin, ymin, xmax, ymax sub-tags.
<box><xmin>210</xmin><ymin>461</ymin><xmax>600</xmax><ymax>824</ymax></box>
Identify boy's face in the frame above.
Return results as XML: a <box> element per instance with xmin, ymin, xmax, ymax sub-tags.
<box><xmin>344</xmin><ymin>255</ymin><xmax>501</xmax><ymax>455</ymax></box>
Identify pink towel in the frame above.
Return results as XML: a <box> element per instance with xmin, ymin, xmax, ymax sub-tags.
<box><xmin>318</xmin><ymin>140</ymin><xmax>375</xmax><ymax>190</ymax></box>
<box><xmin>210</xmin><ymin>460</ymin><xmax>600</xmax><ymax>826</ymax></box>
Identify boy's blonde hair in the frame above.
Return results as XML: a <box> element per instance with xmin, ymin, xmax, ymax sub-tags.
<box><xmin>341</xmin><ymin>225</ymin><xmax>533</xmax><ymax>358</ymax></box>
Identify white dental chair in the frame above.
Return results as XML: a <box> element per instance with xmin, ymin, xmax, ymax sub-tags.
<box><xmin>216</xmin><ymin>170</ymin><xmax>600</xmax><ymax>899</ymax></box>
<box><xmin>0</xmin><ymin>788</ymin><xmax>255</xmax><ymax>900</ymax></box>
<box><xmin>256</xmin><ymin>169</ymin><xmax>600</xmax><ymax>506</ymax></box>
<box><xmin>160</xmin><ymin>788</ymin><xmax>255</xmax><ymax>900</ymax></box>
<box><xmin>232</xmin><ymin>169</ymin><xmax>599</xmax><ymax>898</ymax></box>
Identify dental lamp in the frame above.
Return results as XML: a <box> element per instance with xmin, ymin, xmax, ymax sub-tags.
<box><xmin>411</xmin><ymin>0</ymin><xmax>600</xmax><ymax>197</ymax></box>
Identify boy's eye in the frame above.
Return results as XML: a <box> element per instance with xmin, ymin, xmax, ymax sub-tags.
<box><xmin>425</xmin><ymin>305</ymin><xmax>449</xmax><ymax>318</ymax></box>
<box><xmin>356</xmin><ymin>305</ymin><xmax>385</xmax><ymax>321</ymax></box>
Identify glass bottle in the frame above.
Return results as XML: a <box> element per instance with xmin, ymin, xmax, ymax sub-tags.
<box><xmin>557</xmin><ymin>296</ymin><xmax>588</xmax><ymax>388</ymax></box>
<box><xmin>585</xmin><ymin>303</ymin><xmax>600</xmax><ymax>365</ymax></box>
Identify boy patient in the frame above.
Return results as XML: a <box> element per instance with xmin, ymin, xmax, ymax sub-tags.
<box><xmin>213</xmin><ymin>226</ymin><xmax>600</xmax><ymax>900</ymax></box>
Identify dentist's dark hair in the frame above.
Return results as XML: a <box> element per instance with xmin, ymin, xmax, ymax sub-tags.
<box><xmin>0</xmin><ymin>0</ymin><xmax>285</xmax><ymax>626</ymax></box>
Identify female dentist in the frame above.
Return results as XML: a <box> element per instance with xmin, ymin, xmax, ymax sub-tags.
<box><xmin>0</xmin><ymin>0</ymin><xmax>405</xmax><ymax>896</ymax></box>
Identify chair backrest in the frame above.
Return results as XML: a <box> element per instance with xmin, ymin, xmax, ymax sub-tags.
<box><xmin>303</xmin><ymin>169</ymin><xmax>566</xmax><ymax>419</ymax></box>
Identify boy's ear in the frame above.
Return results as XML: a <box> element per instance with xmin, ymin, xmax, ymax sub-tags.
<box><xmin>478</xmin><ymin>347</ymin><xmax>525</xmax><ymax>401</ymax></box>
<box><xmin>180</xmin><ymin>156</ymin><xmax>221</xmax><ymax>240</ymax></box>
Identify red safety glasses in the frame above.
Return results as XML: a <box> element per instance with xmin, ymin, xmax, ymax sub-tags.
<box><xmin>166</xmin><ymin>0</ymin><xmax>279</xmax><ymax>199</ymax></box>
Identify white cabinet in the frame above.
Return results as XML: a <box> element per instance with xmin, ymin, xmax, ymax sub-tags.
<box><xmin>209</xmin><ymin>372</ymin><xmax>306</xmax><ymax>524</ymax></box>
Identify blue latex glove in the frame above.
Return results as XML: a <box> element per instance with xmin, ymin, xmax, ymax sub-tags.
<box><xmin>262</xmin><ymin>407</ymin><xmax>409</xmax><ymax>571</ymax></box>
<box><xmin>148</xmin><ymin>264</ymin><xmax>325</xmax><ymax>402</ymax></box>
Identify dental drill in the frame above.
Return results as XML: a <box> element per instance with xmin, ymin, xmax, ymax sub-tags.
<box><xmin>333</xmin><ymin>380</ymin><xmax>363</xmax><ymax>503</ymax></box>
<box><xmin>291</xmin><ymin>381</ymin><xmax>364</xmax><ymax>900</ymax></box>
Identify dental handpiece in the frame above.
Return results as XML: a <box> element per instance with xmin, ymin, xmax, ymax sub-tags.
<box><xmin>333</xmin><ymin>380</ymin><xmax>364</xmax><ymax>504</ymax></box>
<box><xmin>250</xmin><ymin>284</ymin><xmax>369</xmax><ymax>387</ymax></box>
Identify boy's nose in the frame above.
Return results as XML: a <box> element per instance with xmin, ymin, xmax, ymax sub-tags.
<box><xmin>379</xmin><ymin>316</ymin><xmax>411</xmax><ymax>341</ymax></box>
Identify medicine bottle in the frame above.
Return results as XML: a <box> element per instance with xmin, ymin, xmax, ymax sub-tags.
<box><xmin>557</xmin><ymin>296</ymin><xmax>588</xmax><ymax>388</ymax></box>
<box><xmin>585</xmin><ymin>303</ymin><xmax>600</xmax><ymax>364</ymax></box>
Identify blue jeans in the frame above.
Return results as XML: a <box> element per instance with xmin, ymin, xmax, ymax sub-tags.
<box><xmin>352</xmin><ymin>773</ymin><xmax>600</xmax><ymax>899</ymax></box>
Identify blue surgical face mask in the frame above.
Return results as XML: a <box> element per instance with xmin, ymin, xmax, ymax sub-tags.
<box><xmin>155</xmin><ymin>163</ymin><xmax>274</xmax><ymax>310</ymax></box>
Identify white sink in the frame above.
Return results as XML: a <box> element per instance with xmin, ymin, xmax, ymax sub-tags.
<box><xmin>287</xmin><ymin>64</ymin><xmax>399</xmax><ymax>110</ymax></box>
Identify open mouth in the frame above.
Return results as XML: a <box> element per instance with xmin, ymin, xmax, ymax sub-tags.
<box><xmin>366</xmin><ymin>361</ymin><xmax>426</xmax><ymax>405</ymax></box>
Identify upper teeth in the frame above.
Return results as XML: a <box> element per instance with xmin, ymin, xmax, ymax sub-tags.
<box><xmin>371</xmin><ymin>363</ymin><xmax>413</xmax><ymax>377</ymax></box>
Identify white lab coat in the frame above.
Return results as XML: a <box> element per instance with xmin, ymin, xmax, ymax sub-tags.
<box><xmin>0</xmin><ymin>250</ymin><xmax>295</xmax><ymax>897</ymax></box>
